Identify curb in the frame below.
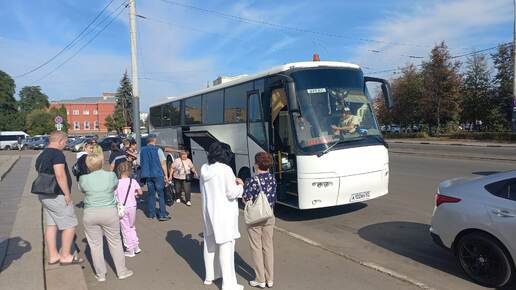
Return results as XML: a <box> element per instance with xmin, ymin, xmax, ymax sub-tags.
<box><xmin>389</xmin><ymin>150</ymin><xmax>516</xmax><ymax>162</ymax></box>
<box><xmin>388</xmin><ymin>140</ymin><xmax>516</xmax><ymax>148</ymax></box>
<box><xmin>0</xmin><ymin>155</ymin><xmax>20</xmax><ymax>182</ymax></box>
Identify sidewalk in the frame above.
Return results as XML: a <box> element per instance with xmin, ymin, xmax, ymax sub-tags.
<box><xmin>0</xmin><ymin>155</ymin><xmax>20</xmax><ymax>181</ymax></box>
<box><xmin>0</xmin><ymin>155</ymin><xmax>44</xmax><ymax>290</ymax></box>
<box><xmin>387</xmin><ymin>138</ymin><xmax>516</xmax><ymax>148</ymax></box>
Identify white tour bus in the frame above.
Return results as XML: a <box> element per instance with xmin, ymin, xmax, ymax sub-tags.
<box><xmin>149</xmin><ymin>61</ymin><xmax>393</xmax><ymax>209</ymax></box>
<box><xmin>0</xmin><ymin>131</ymin><xmax>29</xmax><ymax>150</ymax></box>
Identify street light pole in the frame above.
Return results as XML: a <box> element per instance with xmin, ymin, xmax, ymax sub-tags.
<box><xmin>513</xmin><ymin>0</ymin><xmax>516</xmax><ymax>131</ymax></box>
<box><xmin>128</xmin><ymin>0</ymin><xmax>141</xmax><ymax>149</ymax></box>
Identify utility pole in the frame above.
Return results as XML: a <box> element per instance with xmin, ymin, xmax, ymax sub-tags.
<box><xmin>513</xmin><ymin>0</ymin><xmax>516</xmax><ymax>132</ymax></box>
<box><xmin>128</xmin><ymin>0</ymin><xmax>141</xmax><ymax>148</ymax></box>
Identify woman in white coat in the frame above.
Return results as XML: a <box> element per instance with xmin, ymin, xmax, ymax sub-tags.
<box><xmin>200</xmin><ymin>142</ymin><xmax>244</xmax><ymax>290</ymax></box>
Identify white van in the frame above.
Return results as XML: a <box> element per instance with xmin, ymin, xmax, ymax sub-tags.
<box><xmin>0</xmin><ymin>131</ymin><xmax>29</xmax><ymax>150</ymax></box>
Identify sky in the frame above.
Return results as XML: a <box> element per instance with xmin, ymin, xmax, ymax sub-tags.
<box><xmin>0</xmin><ymin>0</ymin><xmax>513</xmax><ymax>111</ymax></box>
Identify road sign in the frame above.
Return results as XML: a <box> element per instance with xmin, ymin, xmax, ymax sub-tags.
<box><xmin>55</xmin><ymin>115</ymin><xmax>63</xmax><ymax>124</ymax></box>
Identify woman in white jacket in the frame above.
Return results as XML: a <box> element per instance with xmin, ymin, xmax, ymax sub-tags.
<box><xmin>200</xmin><ymin>142</ymin><xmax>244</xmax><ymax>290</ymax></box>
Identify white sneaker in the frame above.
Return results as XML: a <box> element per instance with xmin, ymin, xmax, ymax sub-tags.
<box><xmin>203</xmin><ymin>280</ymin><xmax>213</xmax><ymax>285</ymax></box>
<box><xmin>176</xmin><ymin>199</ymin><xmax>181</xmax><ymax>203</ymax></box>
<box><xmin>267</xmin><ymin>281</ymin><xmax>274</xmax><ymax>288</ymax></box>
<box><xmin>135</xmin><ymin>247</ymin><xmax>142</xmax><ymax>254</ymax></box>
<box><xmin>249</xmin><ymin>280</ymin><xmax>266</xmax><ymax>288</ymax></box>
<box><xmin>118</xmin><ymin>270</ymin><xmax>134</xmax><ymax>280</ymax></box>
<box><xmin>186</xmin><ymin>201</ymin><xmax>192</xmax><ymax>206</ymax></box>
<box><xmin>95</xmin><ymin>274</ymin><xmax>106</xmax><ymax>282</ymax></box>
<box><xmin>124</xmin><ymin>251</ymin><xmax>135</xmax><ymax>257</ymax></box>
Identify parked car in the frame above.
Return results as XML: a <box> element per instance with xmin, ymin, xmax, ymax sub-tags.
<box><xmin>98</xmin><ymin>136</ymin><xmax>122</xmax><ymax>151</ymax></box>
<box><xmin>31</xmin><ymin>136</ymin><xmax>49</xmax><ymax>150</ymax></box>
<box><xmin>430</xmin><ymin>171</ymin><xmax>516</xmax><ymax>288</ymax></box>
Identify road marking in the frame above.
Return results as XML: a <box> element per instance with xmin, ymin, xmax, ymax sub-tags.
<box><xmin>274</xmin><ymin>225</ymin><xmax>437</xmax><ymax>290</ymax></box>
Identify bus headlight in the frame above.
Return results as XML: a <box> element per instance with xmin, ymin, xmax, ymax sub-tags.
<box><xmin>312</xmin><ymin>182</ymin><xmax>333</xmax><ymax>188</ymax></box>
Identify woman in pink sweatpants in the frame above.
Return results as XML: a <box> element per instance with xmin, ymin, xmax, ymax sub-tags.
<box><xmin>115</xmin><ymin>162</ymin><xmax>143</xmax><ymax>257</ymax></box>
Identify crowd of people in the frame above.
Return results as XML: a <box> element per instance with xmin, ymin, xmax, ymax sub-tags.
<box><xmin>32</xmin><ymin>131</ymin><xmax>277</xmax><ymax>290</ymax></box>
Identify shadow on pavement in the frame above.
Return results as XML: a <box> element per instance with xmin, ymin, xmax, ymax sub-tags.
<box><xmin>275</xmin><ymin>202</ymin><xmax>367</xmax><ymax>222</ymax></box>
<box><xmin>81</xmin><ymin>237</ymin><xmax>117</xmax><ymax>275</ymax></box>
<box><xmin>165</xmin><ymin>230</ymin><xmax>255</xmax><ymax>285</ymax></box>
<box><xmin>358</xmin><ymin>222</ymin><xmax>472</xmax><ymax>282</ymax></box>
<box><xmin>0</xmin><ymin>237</ymin><xmax>31</xmax><ymax>272</ymax></box>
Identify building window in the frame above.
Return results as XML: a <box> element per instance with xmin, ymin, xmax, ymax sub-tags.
<box><xmin>73</xmin><ymin>121</ymin><xmax>80</xmax><ymax>130</ymax></box>
<box><xmin>93</xmin><ymin>109</ymin><xmax>98</xmax><ymax>115</ymax></box>
<box><xmin>83</xmin><ymin>110</ymin><xmax>89</xmax><ymax>115</ymax></box>
<box><xmin>66</xmin><ymin>110</ymin><xmax>70</xmax><ymax>115</ymax></box>
<box><xmin>84</xmin><ymin>121</ymin><xmax>90</xmax><ymax>130</ymax></box>
<box><xmin>72</xmin><ymin>110</ymin><xmax>79</xmax><ymax>116</ymax></box>
<box><xmin>94</xmin><ymin>121</ymin><xmax>99</xmax><ymax>130</ymax></box>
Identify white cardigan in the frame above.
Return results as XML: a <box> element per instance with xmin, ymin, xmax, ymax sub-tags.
<box><xmin>200</xmin><ymin>162</ymin><xmax>243</xmax><ymax>244</ymax></box>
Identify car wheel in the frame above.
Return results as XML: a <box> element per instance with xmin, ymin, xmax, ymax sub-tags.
<box><xmin>456</xmin><ymin>232</ymin><xmax>513</xmax><ymax>288</ymax></box>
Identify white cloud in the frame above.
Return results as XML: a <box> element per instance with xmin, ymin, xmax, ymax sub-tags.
<box><xmin>353</xmin><ymin>0</ymin><xmax>512</xmax><ymax>78</ymax></box>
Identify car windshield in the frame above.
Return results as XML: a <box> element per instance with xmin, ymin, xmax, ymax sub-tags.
<box><xmin>291</xmin><ymin>68</ymin><xmax>380</xmax><ymax>149</ymax></box>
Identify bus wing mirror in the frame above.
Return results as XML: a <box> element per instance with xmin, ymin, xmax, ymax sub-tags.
<box><xmin>365</xmin><ymin>76</ymin><xmax>394</xmax><ymax>109</ymax></box>
<box><xmin>287</xmin><ymin>80</ymin><xmax>300</xmax><ymax>112</ymax></box>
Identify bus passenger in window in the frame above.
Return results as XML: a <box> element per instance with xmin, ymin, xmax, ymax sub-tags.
<box><xmin>331</xmin><ymin>107</ymin><xmax>360</xmax><ymax>135</ymax></box>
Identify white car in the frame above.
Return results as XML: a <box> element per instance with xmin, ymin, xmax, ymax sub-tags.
<box><xmin>430</xmin><ymin>171</ymin><xmax>516</xmax><ymax>288</ymax></box>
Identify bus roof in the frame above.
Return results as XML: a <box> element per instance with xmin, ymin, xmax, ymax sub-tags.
<box><xmin>151</xmin><ymin>61</ymin><xmax>361</xmax><ymax>107</ymax></box>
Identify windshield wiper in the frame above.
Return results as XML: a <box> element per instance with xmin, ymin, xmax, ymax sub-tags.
<box><xmin>316</xmin><ymin>137</ymin><xmax>364</xmax><ymax>157</ymax></box>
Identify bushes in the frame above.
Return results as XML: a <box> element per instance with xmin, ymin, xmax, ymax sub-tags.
<box><xmin>448</xmin><ymin>132</ymin><xmax>516</xmax><ymax>142</ymax></box>
<box><xmin>383</xmin><ymin>132</ymin><xmax>429</xmax><ymax>139</ymax></box>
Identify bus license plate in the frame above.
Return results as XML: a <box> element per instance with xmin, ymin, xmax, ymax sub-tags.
<box><xmin>349</xmin><ymin>191</ymin><xmax>370</xmax><ymax>202</ymax></box>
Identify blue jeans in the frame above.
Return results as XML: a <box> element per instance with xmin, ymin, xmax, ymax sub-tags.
<box><xmin>146</xmin><ymin>177</ymin><xmax>167</xmax><ymax>218</ymax></box>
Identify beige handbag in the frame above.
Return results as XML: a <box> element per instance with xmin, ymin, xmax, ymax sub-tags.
<box><xmin>244</xmin><ymin>176</ymin><xmax>274</xmax><ymax>225</ymax></box>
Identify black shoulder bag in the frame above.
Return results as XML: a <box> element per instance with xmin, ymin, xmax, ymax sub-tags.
<box><xmin>31</xmin><ymin>160</ymin><xmax>58</xmax><ymax>195</ymax></box>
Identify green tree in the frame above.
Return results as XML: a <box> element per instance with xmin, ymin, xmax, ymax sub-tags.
<box><xmin>18</xmin><ymin>86</ymin><xmax>50</xmax><ymax>113</ymax></box>
<box><xmin>421</xmin><ymin>41</ymin><xmax>462</xmax><ymax>133</ymax></box>
<box><xmin>114</xmin><ymin>72</ymin><xmax>134</xmax><ymax>129</ymax></box>
<box><xmin>460</xmin><ymin>54</ymin><xmax>493</xmax><ymax>130</ymax></box>
<box><xmin>491</xmin><ymin>43</ymin><xmax>514</xmax><ymax>129</ymax></box>
<box><xmin>26</xmin><ymin>109</ymin><xmax>54</xmax><ymax>135</ymax></box>
<box><xmin>390</xmin><ymin>64</ymin><xmax>424</xmax><ymax>128</ymax></box>
<box><xmin>0</xmin><ymin>70</ymin><xmax>20</xmax><ymax>130</ymax></box>
<box><xmin>105</xmin><ymin>111</ymin><xmax>125</xmax><ymax>133</ymax></box>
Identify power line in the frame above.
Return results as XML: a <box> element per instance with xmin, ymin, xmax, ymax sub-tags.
<box><xmin>158</xmin><ymin>0</ymin><xmax>432</xmax><ymax>49</ymax></box>
<box><xmin>15</xmin><ymin>0</ymin><xmax>117</xmax><ymax>78</ymax></box>
<box><xmin>366</xmin><ymin>42</ymin><xmax>512</xmax><ymax>75</ymax></box>
<box><xmin>33</xmin><ymin>2</ymin><xmax>128</xmax><ymax>83</ymax></box>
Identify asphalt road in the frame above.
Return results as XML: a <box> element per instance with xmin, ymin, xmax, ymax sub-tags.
<box><xmin>8</xmin><ymin>143</ymin><xmax>514</xmax><ymax>290</ymax></box>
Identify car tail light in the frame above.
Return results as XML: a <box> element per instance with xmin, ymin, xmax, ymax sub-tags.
<box><xmin>435</xmin><ymin>194</ymin><xmax>461</xmax><ymax>207</ymax></box>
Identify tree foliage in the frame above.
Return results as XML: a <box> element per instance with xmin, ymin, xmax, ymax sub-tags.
<box><xmin>460</xmin><ymin>54</ymin><xmax>492</xmax><ymax>129</ymax></box>
<box><xmin>421</xmin><ymin>42</ymin><xmax>462</xmax><ymax>133</ymax></box>
<box><xmin>390</xmin><ymin>64</ymin><xmax>424</xmax><ymax>127</ymax></box>
<box><xmin>0</xmin><ymin>70</ymin><xmax>18</xmax><ymax>130</ymax></box>
<box><xmin>114</xmin><ymin>72</ymin><xmax>134</xmax><ymax>129</ymax></box>
<box><xmin>26</xmin><ymin>109</ymin><xmax>54</xmax><ymax>135</ymax></box>
<box><xmin>491</xmin><ymin>44</ymin><xmax>514</xmax><ymax>130</ymax></box>
<box><xmin>18</xmin><ymin>86</ymin><xmax>50</xmax><ymax>113</ymax></box>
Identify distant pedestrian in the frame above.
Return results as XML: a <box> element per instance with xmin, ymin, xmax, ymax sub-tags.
<box><xmin>79</xmin><ymin>153</ymin><xmax>133</xmax><ymax>282</ymax></box>
<box><xmin>140</xmin><ymin>134</ymin><xmax>170</xmax><ymax>221</ymax></box>
<box><xmin>243</xmin><ymin>152</ymin><xmax>277</xmax><ymax>289</ymax></box>
<box><xmin>200</xmin><ymin>142</ymin><xmax>244</xmax><ymax>290</ymax></box>
<box><xmin>169</xmin><ymin>150</ymin><xmax>197</xmax><ymax>206</ymax></box>
<box><xmin>115</xmin><ymin>161</ymin><xmax>143</xmax><ymax>257</ymax></box>
<box><xmin>72</xmin><ymin>139</ymin><xmax>96</xmax><ymax>182</ymax></box>
<box><xmin>35</xmin><ymin>131</ymin><xmax>84</xmax><ymax>266</ymax></box>
<box><xmin>109</xmin><ymin>142</ymin><xmax>128</xmax><ymax>176</ymax></box>
<box><xmin>17</xmin><ymin>136</ymin><xmax>22</xmax><ymax>151</ymax></box>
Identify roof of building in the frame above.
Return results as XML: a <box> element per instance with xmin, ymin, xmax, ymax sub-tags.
<box><xmin>152</xmin><ymin>61</ymin><xmax>361</xmax><ymax>106</ymax></box>
<box><xmin>51</xmin><ymin>93</ymin><xmax>117</xmax><ymax>104</ymax></box>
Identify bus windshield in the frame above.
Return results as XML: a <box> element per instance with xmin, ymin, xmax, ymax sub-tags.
<box><xmin>291</xmin><ymin>68</ymin><xmax>381</xmax><ymax>149</ymax></box>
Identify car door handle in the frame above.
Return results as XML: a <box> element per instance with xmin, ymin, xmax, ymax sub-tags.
<box><xmin>492</xmin><ymin>209</ymin><xmax>515</xmax><ymax>218</ymax></box>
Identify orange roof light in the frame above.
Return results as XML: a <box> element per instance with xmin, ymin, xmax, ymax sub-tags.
<box><xmin>313</xmin><ymin>53</ymin><xmax>320</xmax><ymax>61</ymax></box>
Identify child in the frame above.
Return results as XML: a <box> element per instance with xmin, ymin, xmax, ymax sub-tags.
<box><xmin>115</xmin><ymin>161</ymin><xmax>143</xmax><ymax>257</ymax></box>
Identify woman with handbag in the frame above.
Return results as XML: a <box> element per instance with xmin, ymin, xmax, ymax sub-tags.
<box><xmin>169</xmin><ymin>150</ymin><xmax>197</xmax><ymax>206</ymax></box>
<box><xmin>79</xmin><ymin>153</ymin><xmax>133</xmax><ymax>282</ymax></box>
<box><xmin>242</xmin><ymin>152</ymin><xmax>277</xmax><ymax>289</ymax></box>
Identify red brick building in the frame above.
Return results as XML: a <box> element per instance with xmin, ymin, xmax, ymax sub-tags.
<box><xmin>50</xmin><ymin>93</ymin><xmax>116</xmax><ymax>135</ymax></box>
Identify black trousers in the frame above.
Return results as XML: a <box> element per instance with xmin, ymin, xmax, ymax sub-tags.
<box><xmin>174</xmin><ymin>178</ymin><xmax>192</xmax><ymax>202</ymax></box>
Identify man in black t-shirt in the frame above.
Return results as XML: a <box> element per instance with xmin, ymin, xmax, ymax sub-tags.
<box><xmin>36</xmin><ymin>131</ymin><xmax>83</xmax><ymax>265</ymax></box>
